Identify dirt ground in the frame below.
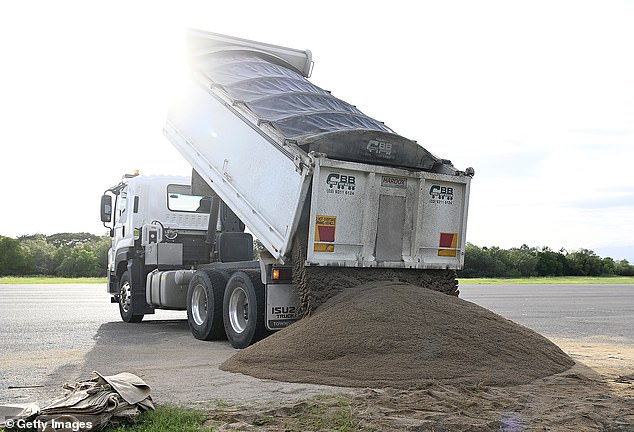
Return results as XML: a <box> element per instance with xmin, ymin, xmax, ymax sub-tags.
<box><xmin>3</xmin><ymin>337</ymin><xmax>632</xmax><ymax>431</ymax></box>
<box><xmin>202</xmin><ymin>338</ymin><xmax>634</xmax><ymax>431</ymax></box>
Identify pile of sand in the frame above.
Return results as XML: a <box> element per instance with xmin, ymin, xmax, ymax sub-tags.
<box><xmin>221</xmin><ymin>282</ymin><xmax>574</xmax><ymax>388</ymax></box>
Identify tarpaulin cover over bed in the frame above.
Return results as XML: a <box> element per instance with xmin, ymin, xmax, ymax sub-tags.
<box><xmin>192</xmin><ymin>51</ymin><xmax>447</xmax><ymax>171</ymax></box>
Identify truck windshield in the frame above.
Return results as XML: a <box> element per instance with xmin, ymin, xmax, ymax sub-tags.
<box><xmin>167</xmin><ymin>184</ymin><xmax>210</xmax><ymax>213</ymax></box>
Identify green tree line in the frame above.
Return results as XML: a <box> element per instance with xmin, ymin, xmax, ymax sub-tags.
<box><xmin>1</xmin><ymin>233</ymin><xmax>633</xmax><ymax>278</ymax></box>
<box><xmin>0</xmin><ymin>233</ymin><xmax>110</xmax><ymax>277</ymax></box>
<box><xmin>459</xmin><ymin>243</ymin><xmax>634</xmax><ymax>278</ymax></box>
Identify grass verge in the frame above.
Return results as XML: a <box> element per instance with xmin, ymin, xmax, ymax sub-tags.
<box><xmin>3</xmin><ymin>275</ymin><xmax>633</xmax><ymax>285</ymax></box>
<box><xmin>2</xmin><ymin>398</ymin><xmax>364</xmax><ymax>432</ymax></box>
<box><xmin>0</xmin><ymin>276</ymin><xmax>106</xmax><ymax>284</ymax></box>
<box><xmin>459</xmin><ymin>276</ymin><xmax>634</xmax><ymax>284</ymax></box>
<box><xmin>105</xmin><ymin>406</ymin><xmax>211</xmax><ymax>432</ymax></box>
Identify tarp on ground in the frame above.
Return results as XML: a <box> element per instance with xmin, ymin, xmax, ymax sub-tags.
<box><xmin>0</xmin><ymin>372</ymin><xmax>153</xmax><ymax>432</ymax></box>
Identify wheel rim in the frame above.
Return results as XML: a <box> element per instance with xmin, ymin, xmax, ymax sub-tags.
<box><xmin>191</xmin><ymin>283</ymin><xmax>208</xmax><ymax>326</ymax></box>
<box><xmin>228</xmin><ymin>286</ymin><xmax>248</xmax><ymax>333</ymax></box>
<box><xmin>120</xmin><ymin>281</ymin><xmax>132</xmax><ymax>313</ymax></box>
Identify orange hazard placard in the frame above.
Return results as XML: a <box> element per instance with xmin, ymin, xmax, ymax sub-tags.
<box><xmin>438</xmin><ymin>232</ymin><xmax>458</xmax><ymax>257</ymax></box>
<box><xmin>314</xmin><ymin>215</ymin><xmax>336</xmax><ymax>252</ymax></box>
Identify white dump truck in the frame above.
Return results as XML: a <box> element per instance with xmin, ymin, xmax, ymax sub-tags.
<box><xmin>100</xmin><ymin>30</ymin><xmax>473</xmax><ymax>348</ymax></box>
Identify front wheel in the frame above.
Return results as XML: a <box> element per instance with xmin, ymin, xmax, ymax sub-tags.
<box><xmin>119</xmin><ymin>271</ymin><xmax>143</xmax><ymax>323</ymax></box>
<box><xmin>223</xmin><ymin>271</ymin><xmax>266</xmax><ymax>349</ymax></box>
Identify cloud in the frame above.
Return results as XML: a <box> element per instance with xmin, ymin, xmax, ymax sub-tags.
<box><xmin>563</xmin><ymin>190</ymin><xmax>634</xmax><ymax>210</ymax></box>
<box><xmin>470</xmin><ymin>149</ymin><xmax>548</xmax><ymax>180</ymax></box>
<box><xmin>569</xmin><ymin>128</ymin><xmax>634</xmax><ymax>138</ymax></box>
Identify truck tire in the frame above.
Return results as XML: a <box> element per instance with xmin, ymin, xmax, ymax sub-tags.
<box><xmin>223</xmin><ymin>271</ymin><xmax>266</xmax><ymax>349</ymax></box>
<box><xmin>119</xmin><ymin>271</ymin><xmax>144</xmax><ymax>323</ymax></box>
<box><xmin>187</xmin><ymin>270</ymin><xmax>227</xmax><ymax>341</ymax></box>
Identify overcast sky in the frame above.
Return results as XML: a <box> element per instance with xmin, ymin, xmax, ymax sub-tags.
<box><xmin>0</xmin><ymin>0</ymin><xmax>632</xmax><ymax>261</ymax></box>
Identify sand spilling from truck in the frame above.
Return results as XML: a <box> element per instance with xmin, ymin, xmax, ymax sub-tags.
<box><xmin>221</xmin><ymin>281</ymin><xmax>574</xmax><ymax>388</ymax></box>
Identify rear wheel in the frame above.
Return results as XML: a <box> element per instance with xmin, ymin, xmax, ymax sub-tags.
<box><xmin>119</xmin><ymin>271</ymin><xmax>143</xmax><ymax>323</ymax></box>
<box><xmin>187</xmin><ymin>270</ymin><xmax>227</xmax><ymax>341</ymax></box>
<box><xmin>223</xmin><ymin>271</ymin><xmax>266</xmax><ymax>349</ymax></box>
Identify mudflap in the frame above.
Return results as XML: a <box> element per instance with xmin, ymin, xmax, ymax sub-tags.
<box><xmin>128</xmin><ymin>260</ymin><xmax>155</xmax><ymax>315</ymax></box>
<box><xmin>265</xmin><ymin>283</ymin><xmax>300</xmax><ymax>331</ymax></box>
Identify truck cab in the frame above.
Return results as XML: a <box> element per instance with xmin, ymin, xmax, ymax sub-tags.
<box><xmin>101</xmin><ymin>173</ymin><xmax>212</xmax><ymax>320</ymax></box>
<box><xmin>100</xmin><ymin>172</ymin><xmax>298</xmax><ymax>348</ymax></box>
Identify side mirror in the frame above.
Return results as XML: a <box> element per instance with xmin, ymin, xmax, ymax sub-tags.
<box><xmin>100</xmin><ymin>194</ymin><xmax>112</xmax><ymax>223</ymax></box>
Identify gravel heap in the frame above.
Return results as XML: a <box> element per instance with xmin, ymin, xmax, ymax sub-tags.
<box><xmin>221</xmin><ymin>282</ymin><xmax>574</xmax><ymax>388</ymax></box>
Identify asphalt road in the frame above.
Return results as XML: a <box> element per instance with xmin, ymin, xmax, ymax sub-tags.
<box><xmin>1</xmin><ymin>283</ymin><xmax>632</xmax><ymax>406</ymax></box>
<box><xmin>0</xmin><ymin>284</ymin><xmax>125</xmax><ymax>353</ymax></box>
<box><xmin>0</xmin><ymin>284</ymin><xmax>339</xmax><ymax>406</ymax></box>
<box><xmin>459</xmin><ymin>283</ymin><xmax>634</xmax><ymax>343</ymax></box>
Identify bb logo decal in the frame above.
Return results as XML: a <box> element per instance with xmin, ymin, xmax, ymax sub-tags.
<box><xmin>327</xmin><ymin>173</ymin><xmax>356</xmax><ymax>190</ymax></box>
<box><xmin>326</xmin><ymin>173</ymin><xmax>356</xmax><ymax>196</ymax></box>
<box><xmin>429</xmin><ymin>184</ymin><xmax>454</xmax><ymax>204</ymax></box>
<box><xmin>367</xmin><ymin>139</ymin><xmax>394</xmax><ymax>159</ymax></box>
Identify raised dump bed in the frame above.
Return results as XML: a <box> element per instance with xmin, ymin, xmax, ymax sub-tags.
<box><xmin>165</xmin><ymin>30</ymin><xmax>472</xmax><ymax>271</ymax></box>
